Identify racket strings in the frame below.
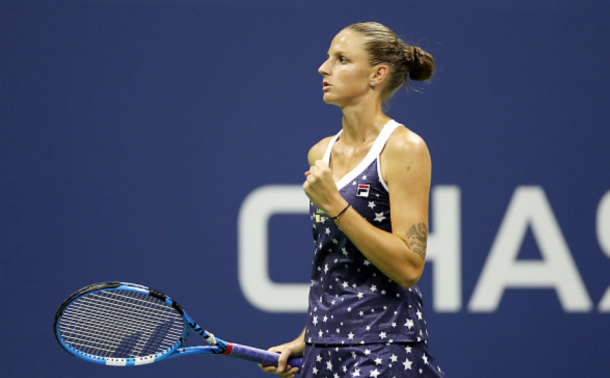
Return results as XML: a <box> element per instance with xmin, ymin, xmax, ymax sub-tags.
<box><xmin>61</xmin><ymin>296</ymin><xmax>182</xmax><ymax>341</ymax></box>
<box><xmin>60</xmin><ymin>292</ymin><xmax>167</xmax><ymax>357</ymax></box>
<box><xmin>57</xmin><ymin>290</ymin><xmax>185</xmax><ymax>359</ymax></box>
<box><xmin>79</xmin><ymin>291</ymin><xmax>182</xmax><ymax>356</ymax></box>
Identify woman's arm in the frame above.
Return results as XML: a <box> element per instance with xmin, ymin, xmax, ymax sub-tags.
<box><xmin>303</xmin><ymin>128</ymin><xmax>431</xmax><ymax>288</ymax></box>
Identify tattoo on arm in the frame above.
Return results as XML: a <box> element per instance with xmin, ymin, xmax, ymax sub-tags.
<box><xmin>406</xmin><ymin>223</ymin><xmax>428</xmax><ymax>260</ymax></box>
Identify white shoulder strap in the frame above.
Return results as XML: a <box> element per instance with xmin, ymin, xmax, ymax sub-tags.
<box><xmin>322</xmin><ymin>130</ymin><xmax>342</xmax><ymax>165</ymax></box>
<box><xmin>368</xmin><ymin>119</ymin><xmax>401</xmax><ymax>158</ymax></box>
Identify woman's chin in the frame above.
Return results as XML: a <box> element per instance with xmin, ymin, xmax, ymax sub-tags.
<box><xmin>322</xmin><ymin>94</ymin><xmax>340</xmax><ymax>106</ymax></box>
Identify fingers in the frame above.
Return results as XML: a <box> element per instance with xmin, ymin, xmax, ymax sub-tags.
<box><xmin>304</xmin><ymin>159</ymin><xmax>342</xmax><ymax>214</ymax></box>
<box><xmin>307</xmin><ymin>166</ymin><xmax>319</xmax><ymax>178</ymax></box>
<box><xmin>258</xmin><ymin>364</ymin><xmax>276</xmax><ymax>373</ymax></box>
<box><xmin>258</xmin><ymin>345</ymin><xmax>299</xmax><ymax>378</ymax></box>
<box><xmin>305</xmin><ymin>161</ymin><xmax>330</xmax><ymax>183</ymax></box>
<box><xmin>276</xmin><ymin>344</ymin><xmax>295</xmax><ymax>373</ymax></box>
<box><xmin>304</xmin><ymin>166</ymin><xmax>319</xmax><ymax>188</ymax></box>
<box><xmin>258</xmin><ymin>346</ymin><xmax>281</xmax><ymax>374</ymax></box>
<box><xmin>282</xmin><ymin>366</ymin><xmax>300</xmax><ymax>378</ymax></box>
<box><xmin>259</xmin><ymin>365</ymin><xmax>298</xmax><ymax>378</ymax></box>
<box><xmin>314</xmin><ymin>159</ymin><xmax>328</xmax><ymax>169</ymax></box>
<box><xmin>306</xmin><ymin>160</ymin><xmax>328</xmax><ymax>176</ymax></box>
<box><xmin>312</xmin><ymin>160</ymin><xmax>329</xmax><ymax>174</ymax></box>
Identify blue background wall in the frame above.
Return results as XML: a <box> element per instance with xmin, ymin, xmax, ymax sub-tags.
<box><xmin>1</xmin><ymin>1</ymin><xmax>609</xmax><ymax>377</ymax></box>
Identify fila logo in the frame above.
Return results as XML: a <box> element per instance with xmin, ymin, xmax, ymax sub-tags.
<box><xmin>356</xmin><ymin>184</ymin><xmax>370</xmax><ymax>198</ymax></box>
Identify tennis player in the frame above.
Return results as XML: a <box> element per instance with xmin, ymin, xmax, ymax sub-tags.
<box><xmin>260</xmin><ymin>22</ymin><xmax>444</xmax><ymax>378</ymax></box>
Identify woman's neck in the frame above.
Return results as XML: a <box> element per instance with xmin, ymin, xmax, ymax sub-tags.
<box><xmin>340</xmin><ymin>102</ymin><xmax>390</xmax><ymax>145</ymax></box>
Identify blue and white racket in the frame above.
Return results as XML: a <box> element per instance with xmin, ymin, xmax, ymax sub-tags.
<box><xmin>54</xmin><ymin>281</ymin><xmax>302</xmax><ymax>369</ymax></box>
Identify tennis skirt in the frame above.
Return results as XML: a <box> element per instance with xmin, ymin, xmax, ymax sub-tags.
<box><xmin>300</xmin><ymin>341</ymin><xmax>445</xmax><ymax>378</ymax></box>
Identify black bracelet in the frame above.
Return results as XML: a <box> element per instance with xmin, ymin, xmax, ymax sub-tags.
<box><xmin>329</xmin><ymin>203</ymin><xmax>351</xmax><ymax>221</ymax></box>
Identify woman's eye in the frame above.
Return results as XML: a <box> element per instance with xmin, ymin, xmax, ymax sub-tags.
<box><xmin>339</xmin><ymin>57</ymin><xmax>348</xmax><ymax>63</ymax></box>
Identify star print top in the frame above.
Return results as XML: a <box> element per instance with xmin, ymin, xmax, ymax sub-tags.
<box><xmin>305</xmin><ymin>119</ymin><xmax>429</xmax><ymax>345</ymax></box>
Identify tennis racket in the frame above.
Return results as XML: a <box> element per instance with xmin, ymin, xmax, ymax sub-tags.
<box><xmin>54</xmin><ymin>281</ymin><xmax>303</xmax><ymax>369</ymax></box>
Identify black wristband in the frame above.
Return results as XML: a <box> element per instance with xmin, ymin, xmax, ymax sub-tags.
<box><xmin>329</xmin><ymin>203</ymin><xmax>351</xmax><ymax>221</ymax></box>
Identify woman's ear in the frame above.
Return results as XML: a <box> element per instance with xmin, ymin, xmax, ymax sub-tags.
<box><xmin>371</xmin><ymin>64</ymin><xmax>389</xmax><ymax>87</ymax></box>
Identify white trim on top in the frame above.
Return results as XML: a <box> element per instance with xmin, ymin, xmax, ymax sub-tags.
<box><xmin>323</xmin><ymin>120</ymin><xmax>401</xmax><ymax>191</ymax></box>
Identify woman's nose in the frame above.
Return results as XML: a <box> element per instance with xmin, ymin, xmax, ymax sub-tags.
<box><xmin>318</xmin><ymin>60</ymin><xmax>330</xmax><ymax>76</ymax></box>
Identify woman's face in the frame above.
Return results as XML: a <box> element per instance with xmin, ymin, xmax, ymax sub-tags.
<box><xmin>318</xmin><ymin>30</ymin><xmax>373</xmax><ymax>107</ymax></box>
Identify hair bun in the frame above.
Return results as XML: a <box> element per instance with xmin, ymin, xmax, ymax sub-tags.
<box><xmin>345</xmin><ymin>22</ymin><xmax>435</xmax><ymax>102</ymax></box>
<box><xmin>404</xmin><ymin>45</ymin><xmax>434</xmax><ymax>82</ymax></box>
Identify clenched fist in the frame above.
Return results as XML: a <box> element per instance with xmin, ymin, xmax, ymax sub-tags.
<box><xmin>303</xmin><ymin>160</ymin><xmax>348</xmax><ymax>218</ymax></box>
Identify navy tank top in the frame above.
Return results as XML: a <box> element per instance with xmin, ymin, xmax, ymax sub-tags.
<box><xmin>305</xmin><ymin>119</ymin><xmax>429</xmax><ymax>345</ymax></box>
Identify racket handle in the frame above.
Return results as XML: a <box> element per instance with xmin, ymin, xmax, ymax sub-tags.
<box><xmin>226</xmin><ymin>343</ymin><xmax>303</xmax><ymax>370</ymax></box>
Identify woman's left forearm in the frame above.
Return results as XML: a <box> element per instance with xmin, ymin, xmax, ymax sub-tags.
<box><xmin>333</xmin><ymin>205</ymin><xmax>425</xmax><ymax>289</ymax></box>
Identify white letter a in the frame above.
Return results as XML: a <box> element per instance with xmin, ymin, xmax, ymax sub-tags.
<box><xmin>469</xmin><ymin>186</ymin><xmax>592</xmax><ymax>312</ymax></box>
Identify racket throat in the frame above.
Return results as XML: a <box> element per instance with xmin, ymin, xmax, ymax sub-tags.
<box><xmin>204</xmin><ymin>331</ymin><xmax>218</xmax><ymax>346</ymax></box>
<box><xmin>191</xmin><ymin>323</ymin><xmax>225</xmax><ymax>348</ymax></box>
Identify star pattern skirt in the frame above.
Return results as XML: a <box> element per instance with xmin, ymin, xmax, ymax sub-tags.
<box><xmin>300</xmin><ymin>342</ymin><xmax>445</xmax><ymax>378</ymax></box>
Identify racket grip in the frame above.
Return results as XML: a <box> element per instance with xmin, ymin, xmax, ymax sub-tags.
<box><xmin>226</xmin><ymin>343</ymin><xmax>303</xmax><ymax>370</ymax></box>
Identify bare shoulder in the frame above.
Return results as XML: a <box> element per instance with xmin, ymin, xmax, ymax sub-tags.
<box><xmin>307</xmin><ymin>136</ymin><xmax>334</xmax><ymax>166</ymax></box>
<box><xmin>384</xmin><ymin>126</ymin><xmax>431</xmax><ymax>165</ymax></box>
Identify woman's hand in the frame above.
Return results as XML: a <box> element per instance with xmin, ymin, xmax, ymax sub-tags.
<box><xmin>303</xmin><ymin>160</ymin><xmax>348</xmax><ymax>217</ymax></box>
<box><xmin>258</xmin><ymin>342</ymin><xmax>303</xmax><ymax>378</ymax></box>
